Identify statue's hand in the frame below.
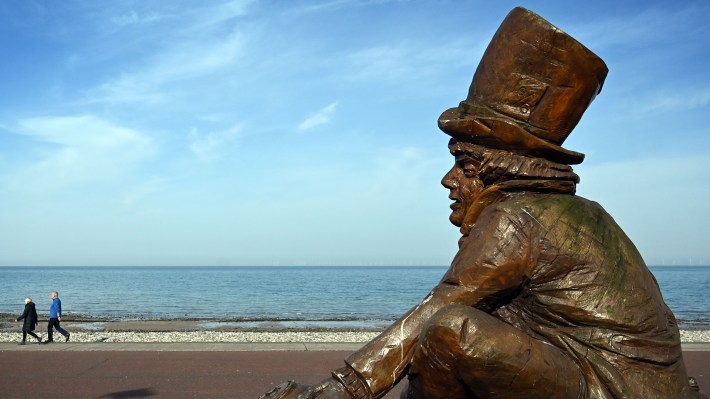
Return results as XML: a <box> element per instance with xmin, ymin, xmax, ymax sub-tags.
<box><xmin>258</xmin><ymin>378</ymin><xmax>350</xmax><ymax>399</ymax></box>
<box><xmin>259</xmin><ymin>364</ymin><xmax>370</xmax><ymax>399</ymax></box>
<box><xmin>258</xmin><ymin>381</ymin><xmax>310</xmax><ymax>399</ymax></box>
<box><xmin>297</xmin><ymin>377</ymin><xmax>350</xmax><ymax>399</ymax></box>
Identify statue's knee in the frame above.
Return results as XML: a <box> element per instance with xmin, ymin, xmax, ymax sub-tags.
<box><xmin>422</xmin><ymin>305</ymin><xmax>516</xmax><ymax>365</ymax></box>
<box><xmin>427</xmin><ymin>304</ymin><xmax>493</xmax><ymax>335</ymax></box>
<box><xmin>410</xmin><ymin>306</ymin><xmax>494</xmax><ymax>379</ymax></box>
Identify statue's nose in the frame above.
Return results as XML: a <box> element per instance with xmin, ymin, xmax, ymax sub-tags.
<box><xmin>441</xmin><ymin>173</ymin><xmax>458</xmax><ymax>189</ymax></box>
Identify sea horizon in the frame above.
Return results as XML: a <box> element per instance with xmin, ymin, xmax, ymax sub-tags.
<box><xmin>2</xmin><ymin>265</ymin><xmax>709</xmax><ymax>330</ymax></box>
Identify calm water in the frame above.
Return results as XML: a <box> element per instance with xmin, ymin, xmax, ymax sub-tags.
<box><xmin>1</xmin><ymin>266</ymin><xmax>708</xmax><ymax>329</ymax></box>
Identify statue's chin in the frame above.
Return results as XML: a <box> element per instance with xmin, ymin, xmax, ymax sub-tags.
<box><xmin>449</xmin><ymin>214</ymin><xmax>463</xmax><ymax>227</ymax></box>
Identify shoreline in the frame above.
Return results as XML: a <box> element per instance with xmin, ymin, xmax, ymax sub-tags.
<box><xmin>4</xmin><ymin>312</ymin><xmax>710</xmax><ymax>330</ymax></box>
<box><xmin>2</xmin><ymin>316</ymin><xmax>710</xmax><ymax>343</ymax></box>
<box><xmin>0</xmin><ymin>318</ymin><xmax>383</xmax><ymax>343</ymax></box>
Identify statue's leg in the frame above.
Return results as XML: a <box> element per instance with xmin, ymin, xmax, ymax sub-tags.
<box><xmin>403</xmin><ymin>304</ymin><xmax>583</xmax><ymax>399</ymax></box>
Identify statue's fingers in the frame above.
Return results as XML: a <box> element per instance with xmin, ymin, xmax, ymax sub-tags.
<box><xmin>259</xmin><ymin>380</ymin><xmax>311</xmax><ymax>399</ymax></box>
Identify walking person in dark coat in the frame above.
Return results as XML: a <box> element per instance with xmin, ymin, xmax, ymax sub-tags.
<box><xmin>15</xmin><ymin>297</ymin><xmax>41</xmax><ymax>345</ymax></box>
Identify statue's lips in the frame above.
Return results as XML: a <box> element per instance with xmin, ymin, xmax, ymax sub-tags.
<box><xmin>449</xmin><ymin>199</ymin><xmax>461</xmax><ymax>210</ymax></box>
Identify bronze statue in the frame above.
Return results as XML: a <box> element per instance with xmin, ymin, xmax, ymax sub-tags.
<box><xmin>260</xmin><ymin>7</ymin><xmax>705</xmax><ymax>399</ymax></box>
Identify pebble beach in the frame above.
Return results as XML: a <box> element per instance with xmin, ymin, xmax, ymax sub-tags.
<box><xmin>2</xmin><ymin>317</ymin><xmax>709</xmax><ymax>343</ymax></box>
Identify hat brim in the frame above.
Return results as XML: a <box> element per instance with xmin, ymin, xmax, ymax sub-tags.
<box><xmin>438</xmin><ymin>107</ymin><xmax>585</xmax><ymax>165</ymax></box>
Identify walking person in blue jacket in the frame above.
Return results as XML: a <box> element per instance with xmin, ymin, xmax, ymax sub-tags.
<box><xmin>44</xmin><ymin>291</ymin><xmax>70</xmax><ymax>343</ymax></box>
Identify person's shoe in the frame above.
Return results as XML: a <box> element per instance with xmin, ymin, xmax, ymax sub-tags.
<box><xmin>37</xmin><ymin>334</ymin><xmax>43</xmax><ymax>344</ymax></box>
<box><xmin>42</xmin><ymin>340</ymin><xmax>53</xmax><ymax>344</ymax></box>
<box><xmin>18</xmin><ymin>342</ymin><xmax>26</xmax><ymax>346</ymax></box>
<box><xmin>65</xmin><ymin>333</ymin><xmax>70</xmax><ymax>342</ymax></box>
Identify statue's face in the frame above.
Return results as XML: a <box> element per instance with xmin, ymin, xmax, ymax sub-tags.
<box><xmin>441</xmin><ymin>153</ymin><xmax>484</xmax><ymax>227</ymax></box>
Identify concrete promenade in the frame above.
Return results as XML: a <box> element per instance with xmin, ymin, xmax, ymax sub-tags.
<box><xmin>1</xmin><ymin>342</ymin><xmax>708</xmax><ymax>398</ymax></box>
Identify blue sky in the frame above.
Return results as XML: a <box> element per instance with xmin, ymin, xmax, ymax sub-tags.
<box><xmin>1</xmin><ymin>0</ymin><xmax>708</xmax><ymax>266</ymax></box>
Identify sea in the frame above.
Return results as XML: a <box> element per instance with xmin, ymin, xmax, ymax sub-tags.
<box><xmin>1</xmin><ymin>266</ymin><xmax>709</xmax><ymax>330</ymax></box>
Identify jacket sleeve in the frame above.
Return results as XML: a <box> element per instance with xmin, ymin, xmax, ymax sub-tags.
<box><xmin>345</xmin><ymin>206</ymin><xmax>536</xmax><ymax>397</ymax></box>
<box><xmin>17</xmin><ymin>304</ymin><xmax>30</xmax><ymax>322</ymax></box>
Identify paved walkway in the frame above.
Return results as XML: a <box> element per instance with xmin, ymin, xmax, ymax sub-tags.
<box><xmin>1</xmin><ymin>343</ymin><xmax>708</xmax><ymax>398</ymax></box>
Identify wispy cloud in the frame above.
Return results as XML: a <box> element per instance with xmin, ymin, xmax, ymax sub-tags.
<box><xmin>573</xmin><ymin>3</ymin><xmax>709</xmax><ymax>51</ymax></box>
<box><xmin>10</xmin><ymin>115</ymin><xmax>155</xmax><ymax>189</ymax></box>
<box><xmin>638</xmin><ymin>86</ymin><xmax>710</xmax><ymax>113</ymax></box>
<box><xmin>187</xmin><ymin>0</ymin><xmax>257</xmax><ymax>31</ymax></box>
<box><xmin>84</xmin><ymin>30</ymin><xmax>246</xmax><ymax>105</ymax></box>
<box><xmin>111</xmin><ymin>10</ymin><xmax>172</xmax><ymax>27</ymax></box>
<box><xmin>188</xmin><ymin>124</ymin><xmax>242</xmax><ymax>161</ymax></box>
<box><xmin>80</xmin><ymin>1</ymin><xmax>256</xmax><ymax>105</ymax></box>
<box><xmin>298</xmin><ymin>102</ymin><xmax>338</xmax><ymax>131</ymax></box>
<box><xmin>341</xmin><ymin>39</ymin><xmax>481</xmax><ymax>83</ymax></box>
<box><xmin>287</xmin><ymin>0</ymin><xmax>401</xmax><ymax>16</ymax></box>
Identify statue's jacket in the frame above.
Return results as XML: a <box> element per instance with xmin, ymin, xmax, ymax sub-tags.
<box><xmin>347</xmin><ymin>192</ymin><xmax>694</xmax><ymax>398</ymax></box>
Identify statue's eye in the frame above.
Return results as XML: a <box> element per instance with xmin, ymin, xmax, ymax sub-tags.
<box><xmin>463</xmin><ymin>164</ymin><xmax>477</xmax><ymax>177</ymax></box>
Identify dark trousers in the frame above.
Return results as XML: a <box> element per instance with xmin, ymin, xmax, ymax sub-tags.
<box><xmin>22</xmin><ymin>330</ymin><xmax>40</xmax><ymax>342</ymax></box>
<box><xmin>47</xmin><ymin>317</ymin><xmax>69</xmax><ymax>341</ymax></box>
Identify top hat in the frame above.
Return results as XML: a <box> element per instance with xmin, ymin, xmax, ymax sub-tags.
<box><xmin>438</xmin><ymin>7</ymin><xmax>608</xmax><ymax>164</ymax></box>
